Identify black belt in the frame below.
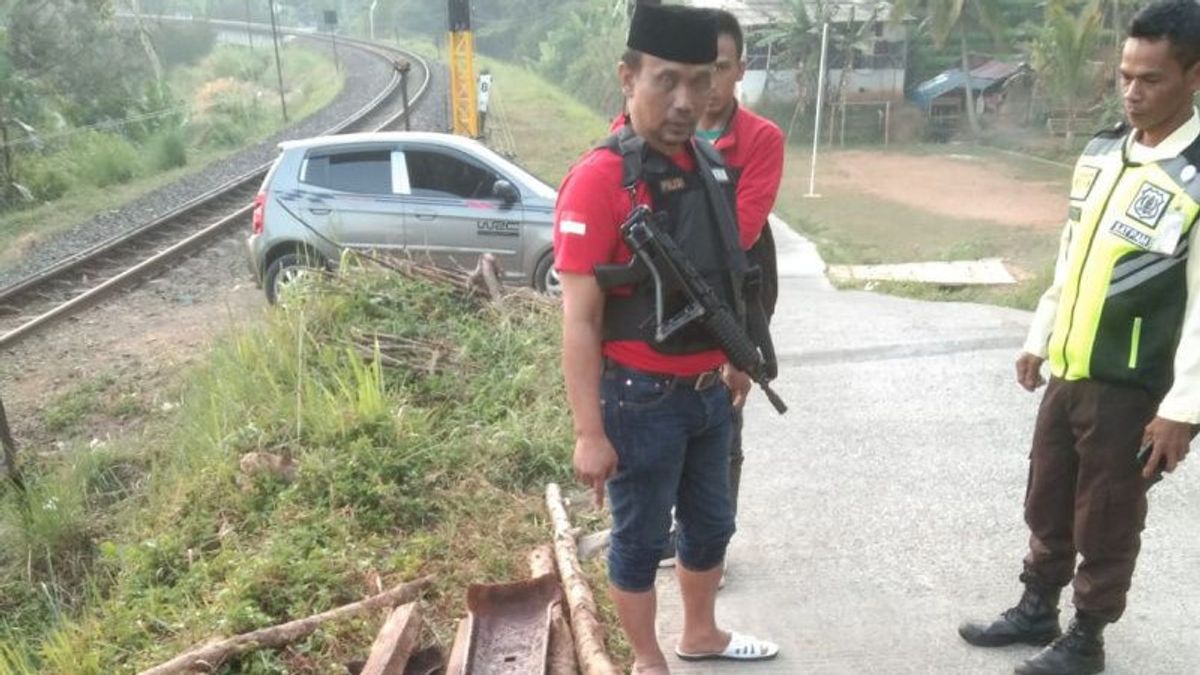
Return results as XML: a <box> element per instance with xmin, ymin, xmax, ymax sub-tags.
<box><xmin>603</xmin><ymin>358</ymin><xmax>723</xmax><ymax>391</ymax></box>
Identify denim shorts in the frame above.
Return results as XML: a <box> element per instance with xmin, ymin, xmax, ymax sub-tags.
<box><xmin>601</xmin><ymin>363</ymin><xmax>736</xmax><ymax>592</ymax></box>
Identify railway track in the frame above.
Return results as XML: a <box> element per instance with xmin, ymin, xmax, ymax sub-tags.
<box><xmin>0</xmin><ymin>23</ymin><xmax>433</xmax><ymax>351</ymax></box>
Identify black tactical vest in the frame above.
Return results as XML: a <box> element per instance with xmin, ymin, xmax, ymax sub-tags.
<box><xmin>599</xmin><ymin>126</ymin><xmax>750</xmax><ymax>355</ymax></box>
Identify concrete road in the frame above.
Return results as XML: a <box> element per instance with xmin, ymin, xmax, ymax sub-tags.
<box><xmin>653</xmin><ymin>220</ymin><xmax>1200</xmax><ymax>674</ymax></box>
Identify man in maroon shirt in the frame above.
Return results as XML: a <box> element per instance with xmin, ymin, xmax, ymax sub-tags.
<box><xmin>554</xmin><ymin>4</ymin><xmax>778</xmax><ymax>671</ymax></box>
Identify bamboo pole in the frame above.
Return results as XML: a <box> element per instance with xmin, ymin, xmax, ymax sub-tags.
<box><xmin>545</xmin><ymin>484</ymin><xmax>618</xmax><ymax>675</ymax></box>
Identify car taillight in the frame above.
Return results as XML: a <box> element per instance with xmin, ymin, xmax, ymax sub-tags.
<box><xmin>251</xmin><ymin>191</ymin><xmax>266</xmax><ymax>235</ymax></box>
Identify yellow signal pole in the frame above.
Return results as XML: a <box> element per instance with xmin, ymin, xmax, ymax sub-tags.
<box><xmin>448</xmin><ymin>0</ymin><xmax>478</xmax><ymax>137</ymax></box>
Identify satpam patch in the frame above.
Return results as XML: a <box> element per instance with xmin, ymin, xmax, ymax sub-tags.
<box><xmin>1110</xmin><ymin>220</ymin><xmax>1153</xmax><ymax>249</ymax></box>
<box><xmin>1126</xmin><ymin>181</ymin><xmax>1172</xmax><ymax>228</ymax></box>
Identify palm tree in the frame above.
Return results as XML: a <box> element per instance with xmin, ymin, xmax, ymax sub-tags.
<box><xmin>1034</xmin><ymin>0</ymin><xmax>1104</xmax><ymax>147</ymax></box>
<box><xmin>893</xmin><ymin>0</ymin><xmax>1004</xmax><ymax>136</ymax></box>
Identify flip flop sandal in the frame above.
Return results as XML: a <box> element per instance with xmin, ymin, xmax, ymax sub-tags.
<box><xmin>675</xmin><ymin>631</ymin><xmax>779</xmax><ymax>662</ymax></box>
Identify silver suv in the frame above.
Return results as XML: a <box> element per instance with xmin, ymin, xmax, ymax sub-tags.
<box><xmin>246</xmin><ymin>132</ymin><xmax>559</xmax><ymax>303</ymax></box>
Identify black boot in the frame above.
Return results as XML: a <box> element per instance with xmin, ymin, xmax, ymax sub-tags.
<box><xmin>959</xmin><ymin>585</ymin><xmax>1062</xmax><ymax>647</ymax></box>
<box><xmin>1014</xmin><ymin>613</ymin><xmax>1106</xmax><ymax>675</ymax></box>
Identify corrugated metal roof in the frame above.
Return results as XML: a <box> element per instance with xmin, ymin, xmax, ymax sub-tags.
<box><xmin>910</xmin><ymin>61</ymin><xmax>1024</xmax><ymax>109</ymax></box>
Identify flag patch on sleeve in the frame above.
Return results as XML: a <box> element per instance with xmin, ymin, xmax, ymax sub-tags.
<box><xmin>560</xmin><ymin>219</ymin><xmax>587</xmax><ymax>236</ymax></box>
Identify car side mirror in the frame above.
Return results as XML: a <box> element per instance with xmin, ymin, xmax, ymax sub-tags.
<box><xmin>492</xmin><ymin>179</ymin><xmax>519</xmax><ymax>204</ymax></box>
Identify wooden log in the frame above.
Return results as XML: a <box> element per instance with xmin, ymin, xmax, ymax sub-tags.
<box><xmin>545</xmin><ymin>484</ymin><xmax>619</xmax><ymax>675</ymax></box>
<box><xmin>136</xmin><ymin>577</ymin><xmax>432</xmax><ymax>675</ymax></box>
<box><xmin>360</xmin><ymin>602</ymin><xmax>422</xmax><ymax>675</ymax></box>
<box><xmin>529</xmin><ymin>546</ymin><xmax>580</xmax><ymax>675</ymax></box>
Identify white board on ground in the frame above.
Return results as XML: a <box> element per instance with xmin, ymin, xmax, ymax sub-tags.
<box><xmin>828</xmin><ymin>258</ymin><xmax>1017</xmax><ymax>285</ymax></box>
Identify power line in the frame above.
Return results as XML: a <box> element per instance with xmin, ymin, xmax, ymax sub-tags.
<box><xmin>0</xmin><ymin>105</ymin><xmax>191</xmax><ymax>152</ymax></box>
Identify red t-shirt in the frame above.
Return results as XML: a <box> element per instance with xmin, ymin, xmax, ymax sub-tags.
<box><xmin>714</xmin><ymin>106</ymin><xmax>785</xmax><ymax>249</ymax></box>
<box><xmin>553</xmin><ymin>145</ymin><xmax>730</xmax><ymax>376</ymax></box>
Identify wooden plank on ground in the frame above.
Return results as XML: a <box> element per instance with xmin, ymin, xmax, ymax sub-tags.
<box><xmin>361</xmin><ymin>602</ymin><xmax>423</xmax><ymax>675</ymax></box>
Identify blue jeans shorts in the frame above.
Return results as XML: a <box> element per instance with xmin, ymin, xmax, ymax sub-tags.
<box><xmin>601</xmin><ymin>362</ymin><xmax>736</xmax><ymax>592</ymax></box>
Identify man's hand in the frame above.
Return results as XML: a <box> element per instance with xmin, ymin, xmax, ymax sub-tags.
<box><xmin>722</xmin><ymin>364</ymin><xmax>752</xmax><ymax>409</ymax></box>
<box><xmin>574</xmin><ymin>433</ymin><xmax>618</xmax><ymax>508</ymax></box>
<box><xmin>1141</xmin><ymin>417</ymin><xmax>1193</xmax><ymax>479</ymax></box>
<box><xmin>1016</xmin><ymin>353</ymin><xmax>1047</xmax><ymax>392</ymax></box>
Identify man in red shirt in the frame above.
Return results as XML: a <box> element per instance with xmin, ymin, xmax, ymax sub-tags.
<box><xmin>554</xmin><ymin>4</ymin><xmax>778</xmax><ymax>671</ymax></box>
<box><xmin>660</xmin><ymin>9</ymin><xmax>785</xmax><ymax>572</ymax></box>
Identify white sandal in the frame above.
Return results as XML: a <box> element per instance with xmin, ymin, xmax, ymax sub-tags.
<box><xmin>675</xmin><ymin>631</ymin><xmax>779</xmax><ymax>662</ymax></box>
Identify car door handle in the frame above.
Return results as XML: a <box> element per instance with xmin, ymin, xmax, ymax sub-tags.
<box><xmin>308</xmin><ymin>207</ymin><xmax>331</xmax><ymax>215</ymax></box>
<box><xmin>414</xmin><ymin>209</ymin><xmax>437</xmax><ymax>221</ymax></box>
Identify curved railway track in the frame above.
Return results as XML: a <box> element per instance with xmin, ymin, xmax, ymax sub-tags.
<box><xmin>0</xmin><ymin>23</ymin><xmax>433</xmax><ymax>351</ymax></box>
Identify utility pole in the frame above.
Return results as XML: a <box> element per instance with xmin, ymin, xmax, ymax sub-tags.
<box><xmin>244</xmin><ymin>0</ymin><xmax>254</xmax><ymax>48</ymax></box>
<box><xmin>267</xmin><ymin>0</ymin><xmax>289</xmax><ymax>122</ymax></box>
<box><xmin>807</xmin><ymin>22</ymin><xmax>830</xmax><ymax>198</ymax></box>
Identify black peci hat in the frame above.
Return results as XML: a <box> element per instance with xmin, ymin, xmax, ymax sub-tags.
<box><xmin>627</xmin><ymin>3</ymin><xmax>718</xmax><ymax>65</ymax></box>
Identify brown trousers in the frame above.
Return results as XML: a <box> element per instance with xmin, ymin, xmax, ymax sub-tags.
<box><xmin>1023</xmin><ymin>377</ymin><xmax>1160</xmax><ymax>623</ymax></box>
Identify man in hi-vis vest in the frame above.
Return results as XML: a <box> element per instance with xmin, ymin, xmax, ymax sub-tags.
<box><xmin>960</xmin><ymin>2</ymin><xmax>1200</xmax><ymax>674</ymax></box>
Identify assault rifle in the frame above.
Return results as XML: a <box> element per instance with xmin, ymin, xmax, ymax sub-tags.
<box><xmin>594</xmin><ymin>206</ymin><xmax>787</xmax><ymax>414</ymax></box>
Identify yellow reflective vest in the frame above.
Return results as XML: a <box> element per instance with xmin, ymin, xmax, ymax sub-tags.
<box><xmin>1048</xmin><ymin>126</ymin><xmax>1200</xmax><ymax>396</ymax></box>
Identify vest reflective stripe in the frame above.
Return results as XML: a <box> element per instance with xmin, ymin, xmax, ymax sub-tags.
<box><xmin>1049</xmin><ymin>132</ymin><xmax>1200</xmax><ymax>395</ymax></box>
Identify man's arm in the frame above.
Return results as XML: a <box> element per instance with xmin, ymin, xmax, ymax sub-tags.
<box><xmin>735</xmin><ymin>125</ymin><xmax>785</xmax><ymax>249</ymax></box>
<box><xmin>560</xmin><ymin>272</ymin><xmax>618</xmax><ymax>505</ymax></box>
<box><xmin>1017</xmin><ymin>219</ymin><xmax>1073</xmax><ymax>390</ymax></box>
<box><xmin>1144</xmin><ymin>225</ymin><xmax>1200</xmax><ymax>476</ymax></box>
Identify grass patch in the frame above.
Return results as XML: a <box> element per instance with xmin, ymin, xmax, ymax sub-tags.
<box><xmin>0</xmin><ymin>266</ymin><xmax>574</xmax><ymax>672</ymax></box>
<box><xmin>474</xmin><ymin>55</ymin><xmax>610</xmax><ymax>186</ymax></box>
<box><xmin>777</xmin><ymin>144</ymin><xmax>1065</xmax><ymax>310</ymax></box>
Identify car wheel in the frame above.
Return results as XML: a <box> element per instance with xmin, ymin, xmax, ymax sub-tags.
<box><xmin>533</xmin><ymin>252</ymin><xmax>560</xmax><ymax>295</ymax></box>
<box><xmin>265</xmin><ymin>252</ymin><xmax>323</xmax><ymax>305</ymax></box>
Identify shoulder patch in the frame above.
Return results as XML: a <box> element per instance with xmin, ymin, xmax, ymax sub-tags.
<box><xmin>1093</xmin><ymin>121</ymin><xmax>1129</xmax><ymax>140</ymax></box>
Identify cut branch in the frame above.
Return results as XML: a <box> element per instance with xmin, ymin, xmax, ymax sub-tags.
<box><xmin>136</xmin><ymin>577</ymin><xmax>432</xmax><ymax>675</ymax></box>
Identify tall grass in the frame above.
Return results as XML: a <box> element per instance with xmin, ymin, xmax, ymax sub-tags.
<box><xmin>0</xmin><ymin>267</ymin><xmax>571</xmax><ymax>672</ymax></box>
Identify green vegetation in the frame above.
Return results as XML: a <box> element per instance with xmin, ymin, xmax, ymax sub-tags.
<box><xmin>0</xmin><ymin>266</ymin><xmax>572</xmax><ymax>673</ymax></box>
<box><xmin>475</xmin><ymin>56</ymin><xmax>610</xmax><ymax>186</ymax></box>
<box><xmin>0</xmin><ymin>42</ymin><xmax>341</xmax><ymax>270</ymax></box>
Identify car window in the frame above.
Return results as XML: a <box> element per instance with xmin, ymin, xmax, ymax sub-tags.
<box><xmin>405</xmin><ymin>149</ymin><xmax>500</xmax><ymax>200</ymax></box>
<box><xmin>301</xmin><ymin>150</ymin><xmax>392</xmax><ymax>194</ymax></box>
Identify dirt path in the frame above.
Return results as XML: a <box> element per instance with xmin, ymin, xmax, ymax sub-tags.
<box><xmin>824</xmin><ymin>150</ymin><xmax>1067</xmax><ymax>229</ymax></box>
<box><xmin>0</xmin><ymin>233</ymin><xmax>265</xmax><ymax>448</ymax></box>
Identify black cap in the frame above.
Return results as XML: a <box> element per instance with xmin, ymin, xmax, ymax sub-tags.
<box><xmin>627</xmin><ymin>4</ymin><xmax>718</xmax><ymax>65</ymax></box>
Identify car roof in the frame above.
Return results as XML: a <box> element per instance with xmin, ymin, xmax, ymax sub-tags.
<box><xmin>278</xmin><ymin>132</ymin><xmax>489</xmax><ymax>153</ymax></box>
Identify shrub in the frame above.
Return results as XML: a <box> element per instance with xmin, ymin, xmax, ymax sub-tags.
<box><xmin>144</xmin><ymin>127</ymin><xmax>189</xmax><ymax>172</ymax></box>
<box><xmin>64</xmin><ymin>131</ymin><xmax>140</xmax><ymax>188</ymax></box>
<box><xmin>18</xmin><ymin>155</ymin><xmax>74</xmax><ymax>202</ymax></box>
<box><xmin>208</xmin><ymin>46</ymin><xmax>270</xmax><ymax>82</ymax></box>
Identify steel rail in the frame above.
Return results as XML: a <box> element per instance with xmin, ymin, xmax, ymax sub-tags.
<box><xmin>0</xmin><ymin>25</ymin><xmax>433</xmax><ymax>350</ymax></box>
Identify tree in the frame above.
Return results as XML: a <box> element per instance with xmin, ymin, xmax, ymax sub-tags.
<box><xmin>754</xmin><ymin>0</ymin><xmax>829</xmax><ymax>113</ymax></box>
<box><xmin>893</xmin><ymin>0</ymin><xmax>1004</xmax><ymax>136</ymax></box>
<box><xmin>6</xmin><ymin>0</ymin><xmax>155</xmax><ymax>127</ymax></box>
<box><xmin>1034</xmin><ymin>0</ymin><xmax>1105</xmax><ymax>147</ymax></box>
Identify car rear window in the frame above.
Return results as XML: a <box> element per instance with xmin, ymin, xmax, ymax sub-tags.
<box><xmin>301</xmin><ymin>150</ymin><xmax>392</xmax><ymax>194</ymax></box>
